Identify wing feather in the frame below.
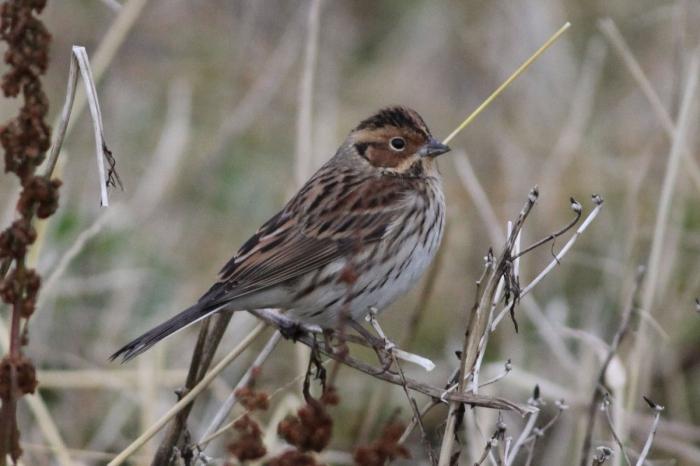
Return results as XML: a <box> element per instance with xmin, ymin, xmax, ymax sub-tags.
<box><xmin>199</xmin><ymin>168</ymin><xmax>412</xmax><ymax>307</ymax></box>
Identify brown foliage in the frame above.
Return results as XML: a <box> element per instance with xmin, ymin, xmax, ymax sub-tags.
<box><xmin>353</xmin><ymin>422</ymin><xmax>410</xmax><ymax>466</ymax></box>
<box><xmin>278</xmin><ymin>387</ymin><xmax>338</xmax><ymax>453</ymax></box>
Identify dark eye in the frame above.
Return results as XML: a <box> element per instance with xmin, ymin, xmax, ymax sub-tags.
<box><xmin>389</xmin><ymin>137</ymin><xmax>406</xmax><ymax>151</ymax></box>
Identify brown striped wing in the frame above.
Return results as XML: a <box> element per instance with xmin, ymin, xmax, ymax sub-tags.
<box><xmin>197</xmin><ymin>169</ymin><xmax>413</xmax><ymax>306</ymax></box>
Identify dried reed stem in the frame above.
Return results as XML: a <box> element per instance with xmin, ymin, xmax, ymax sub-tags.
<box><xmin>442</xmin><ymin>22</ymin><xmax>570</xmax><ymax>145</ymax></box>
<box><xmin>107</xmin><ymin>322</ymin><xmax>266</xmax><ymax>466</ymax></box>
<box><xmin>626</xmin><ymin>50</ymin><xmax>698</xmax><ymax>418</ymax></box>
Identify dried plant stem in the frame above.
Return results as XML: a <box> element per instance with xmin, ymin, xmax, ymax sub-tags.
<box><xmin>437</xmin><ymin>189</ymin><xmax>538</xmax><ymax>466</ymax></box>
<box><xmin>107</xmin><ymin>322</ymin><xmax>266</xmax><ymax>466</ymax></box>
<box><xmin>603</xmin><ymin>401</ymin><xmax>632</xmax><ymax>466</ymax></box>
<box><xmin>250</xmin><ymin>309</ymin><xmax>529</xmax><ymax>413</ymax></box>
<box><xmin>390</xmin><ymin>351</ymin><xmax>437</xmax><ymax>465</ymax></box>
<box><xmin>294</xmin><ymin>0</ymin><xmax>323</xmax><ymax>186</ymax></box>
<box><xmin>0</xmin><ymin>318</ymin><xmax>74</xmax><ymax>466</ymax></box>
<box><xmin>506</xmin><ymin>411</ymin><xmax>539</xmax><ymax>465</ymax></box>
<box><xmin>442</xmin><ymin>22</ymin><xmax>570</xmax><ymax>145</ymax></box>
<box><xmin>626</xmin><ymin>51</ymin><xmax>698</xmax><ymax>416</ymax></box>
<box><xmin>635</xmin><ymin>402</ymin><xmax>664</xmax><ymax>466</ymax></box>
<box><xmin>43</xmin><ymin>0</ymin><xmax>149</xmax><ymax>178</ymax></box>
<box><xmin>578</xmin><ymin>267</ymin><xmax>644</xmax><ymax>466</ymax></box>
<box><xmin>198</xmin><ymin>330</ymin><xmax>282</xmax><ymax>449</ymax></box>
<box><xmin>150</xmin><ymin>311</ymin><xmax>235</xmax><ymax>465</ymax></box>
<box><xmin>491</xmin><ymin>196</ymin><xmax>604</xmax><ymax>329</ymax></box>
<box><xmin>598</xmin><ymin>18</ymin><xmax>700</xmax><ymax>192</ymax></box>
<box><xmin>452</xmin><ymin>152</ymin><xmax>504</xmax><ymax>243</ymax></box>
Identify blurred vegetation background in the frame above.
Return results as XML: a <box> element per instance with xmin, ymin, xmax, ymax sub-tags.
<box><xmin>1</xmin><ymin>0</ymin><xmax>699</xmax><ymax>464</ymax></box>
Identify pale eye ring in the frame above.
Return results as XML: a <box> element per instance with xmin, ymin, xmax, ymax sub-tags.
<box><xmin>389</xmin><ymin>137</ymin><xmax>406</xmax><ymax>151</ymax></box>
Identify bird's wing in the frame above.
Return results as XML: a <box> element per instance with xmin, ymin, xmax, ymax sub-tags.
<box><xmin>199</xmin><ymin>169</ymin><xmax>413</xmax><ymax>306</ymax></box>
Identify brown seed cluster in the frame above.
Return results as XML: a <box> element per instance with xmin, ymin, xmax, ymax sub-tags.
<box><xmin>353</xmin><ymin>422</ymin><xmax>410</xmax><ymax>466</ymax></box>
<box><xmin>0</xmin><ymin>0</ymin><xmax>52</xmax><ymax>179</ymax></box>
<box><xmin>0</xmin><ymin>1</ymin><xmax>52</xmax><ymax>462</ymax></box>
<box><xmin>228</xmin><ymin>415</ymin><xmax>267</xmax><ymax>462</ymax></box>
<box><xmin>277</xmin><ymin>386</ymin><xmax>338</xmax><ymax>453</ymax></box>
<box><xmin>227</xmin><ymin>370</ymin><xmax>269</xmax><ymax>463</ymax></box>
<box><xmin>0</xmin><ymin>0</ymin><xmax>55</xmax><ymax>319</ymax></box>
<box><xmin>236</xmin><ymin>385</ymin><xmax>270</xmax><ymax>412</ymax></box>
<box><xmin>267</xmin><ymin>450</ymin><xmax>323</xmax><ymax>466</ymax></box>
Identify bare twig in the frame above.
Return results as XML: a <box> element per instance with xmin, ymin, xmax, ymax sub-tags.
<box><xmin>443</xmin><ymin>22</ymin><xmax>571</xmax><ymax>145</ymax></box>
<box><xmin>437</xmin><ymin>188</ymin><xmax>539</xmax><ymax>466</ymax></box>
<box><xmin>579</xmin><ymin>266</ymin><xmax>644</xmax><ymax>466</ymax></box>
<box><xmin>602</xmin><ymin>394</ymin><xmax>633</xmax><ymax>466</ymax></box>
<box><xmin>198</xmin><ymin>330</ymin><xmax>282</xmax><ymax>449</ymax></box>
<box><xmin>506</xmin><ymin>387</ymin><xmax>544</xmax><ymax>465</ymax></box>
<box><xmin>250</xmin><ymin>309</ymin><xmax>530</xmax><ymax>413</ymax></box>
<box><xmin>626</xmin><ymin>50</ymin><xmax>699</xmax><ymax>415</ymax></box>
<box><xmin>491</xmin><ymin>195</ymin><xmax>604</xmax><ymax>330</ymax></box>
<box><xmin>635</xmin><ymin>397</ymin><xmax>664</xmax><ymax>466</ymax></box>
<box><xmin>294</xmin><ymin>0</ymin><xmax>323</xmax><ymax>186</ymax></box>
<box><xmin>597</xmin><ymin>18</ymin><xmax>700</xmax><ymax>192</ymax></box>
<box><xmin>107</xmin><ymin>322</ymin><xmax>267</xmax><ymax>466</ymax></box>
<box><xmin>390</xmin><ymin>351</ymin><xmax>437</xmax><ymax>465</ymax></box>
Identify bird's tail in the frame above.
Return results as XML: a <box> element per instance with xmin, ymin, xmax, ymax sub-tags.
<box><xmin>110</xmin><ymin>301</ymin><xmax>222</xmax><ymax>362</ymax></box>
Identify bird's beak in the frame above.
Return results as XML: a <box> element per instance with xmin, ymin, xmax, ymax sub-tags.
<box><xmin>419</xmin><ymin>138</ymin><xmax>451</xmax><ymax>157</ymax></box>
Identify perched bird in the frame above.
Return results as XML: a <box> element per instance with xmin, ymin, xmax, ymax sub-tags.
<box><xmin>112</xmin><ymin>106</ymin><xmax>450</xmax><ymax>361</ymax></box>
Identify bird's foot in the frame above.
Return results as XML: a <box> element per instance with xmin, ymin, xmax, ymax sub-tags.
<box><xmin>278</xmin><ymin>320</ymin><xmax>305</xmax><ymax>341</ymax></box>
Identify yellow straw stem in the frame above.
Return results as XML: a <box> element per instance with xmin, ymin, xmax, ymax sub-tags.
<box><xmin>443</xmin><ymin>21</ymin><xmax>571</xmax><ymax>145</ymax></box>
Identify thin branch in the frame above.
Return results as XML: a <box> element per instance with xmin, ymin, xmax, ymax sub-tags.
<box><xmin>71</xmin><ymin>46</ymin><xmax>117</xmax><ymax>206</ymax></box>
<box><xmin>107</xmin><ymin>322</ymin><xmax>267</xmax><ymax>466</ymax></box>
<box><xmin>512</xmin><ymin>197</ymin><xmax>582</xmax><ymax>260</ymax></box>
<box><xmin>438</xmin><ymin>188</ymin><xmax>540</xmax><ymax>466</ymax></box>
<box><xmin>506</xmin><ymin>388</ymin><xmax>544</xmax><ymax>465</ymax></box>
<box><xmin>635</xmin><ymin>397</ymin><xmax>664</xmax><ymax>466</ymax></box>
<box><xmin>602</xmin><ymin>394</ymin><xmax>633</xmax><ymax>466</ymax></box>
<box><xmin>579</xmin><ymin>266</ymin><xmax>644</xmax><ymax>466</ymax></box>
<box><xmin>250</xmin><ymin>310</ymin><xmax>530</xmax><ymax>414</ymax></box>
<box><xmin>626</xmin><ymin>49</ymin><xmax>699</xmax><ymax>414</ymax></box>
<box><xmin>491</xmin><ymin>195</ymin><xmax>604</xmax><ymax>330</ymax></box>
<box><xmin>597</xmin><ymin>18</ymin><xmax>700</xmax><ymax>192</ymax></box>
<box><xmin>294</xmin><ymin>0</ymin><xmax>323</xmax><ymax>186</ymax></box>
<box><xmin>443</xmin><ymin>22</ymin><xmax>571</xmax><ymax>145</ymax></box>
<box><xmin>390</xmin><ymin>351</ymin><xmax>437</xmax><ymax>466</ymax></box>
<box><xmin>197</xmin><ymin>330</ymin><xmax>282</xmax><ymax>449</ymax></box>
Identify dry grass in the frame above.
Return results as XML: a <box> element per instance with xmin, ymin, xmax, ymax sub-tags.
<box><xmin>1</xmin><ymin>1</ymin><xmax>699</xmax><ymax>465</ymax></box>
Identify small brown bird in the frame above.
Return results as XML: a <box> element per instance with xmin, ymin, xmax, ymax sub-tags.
<box><xmin>112</xmin><ymin>107</ymin><xmax>450</xmax><ymax>361</ymax></box>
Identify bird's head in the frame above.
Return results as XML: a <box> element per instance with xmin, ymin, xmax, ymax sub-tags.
<box><xmin>347</xmin><ymin>106</ymin><xmax>450</xmax><ymax>177</ymax></box>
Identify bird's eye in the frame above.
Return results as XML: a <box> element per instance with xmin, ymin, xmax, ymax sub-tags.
<box><xmin>389</xmin><ymin>137</ymin><xmax>406</xmax><ymax>151</ymax></box>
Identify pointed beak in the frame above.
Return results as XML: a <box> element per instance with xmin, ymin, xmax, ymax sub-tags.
<box><xmin>419</xmin><ymin>138</ymin><xmax>451</xmax><ymax>157</ymax></box>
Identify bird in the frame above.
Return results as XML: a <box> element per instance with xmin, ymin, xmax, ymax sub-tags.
<box><xmin>111</xmin><ymin>106</ymin><xmax>450</xmax><ymax>362</ymax></box>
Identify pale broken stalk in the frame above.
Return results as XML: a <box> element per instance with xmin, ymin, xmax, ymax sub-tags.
<box><xmin>46</xmin><ymin>46</ymin><xmax>114</xmax><ymax>206</ymax></box>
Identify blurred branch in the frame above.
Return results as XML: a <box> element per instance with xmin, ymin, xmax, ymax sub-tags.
<box><xmin>578</xmin><ymin>266</ymin><xmax>643</xmax><ymax>466</ymax></box>
<box><xmin>249</xmin><ymin>309</ymin><xmax>529</xmax><ymax>413</ymax></box>
<box><xmin>491</xmin><ymin>195</ymin><xmax>604</xmax><ymax>330</ymax></box>
<box><xmin>43</xmin><ymin>0</ymin><xmax>148</xmax><ymax>180</ymax></box>
<box><xmin>442</xmin><ymin>22</ymin><xmax>571</xmax><ymax>145</ymax></box>
<box><xmin>295</xmin><ymin>0</ymin><xmax>323</xmax><ymax>186</ymax></box>
<box><xmin>437</xmin><ymin>188</ymin><xmax>539</xmax><ymax>466</ymax></box>
<box><xmin>598</xmin><ymin>18</ymin><xmax>700</xmax><ymax>192</ymax></box>
<box><xmin>197</xmin><ymin>330</ymin><xmax>282</xmax><ymax>450</ymax></box>
<box><xmin>625</xmin><ymin>49</ymin><xmax>699</xmax><ymax>416</ymax></box>
<box><xmin>453</xmin><ymin>152</ymin><xmax>504</xmax><ymax>241</ymax></box>
<box><xmin>635</xmin><ymin>397</ymin><xmax>664</xmax><ymax>466</ymax></box>
<box><xmin>107</xmin><ymin>322</ymin><xmax>267</xmax><ymax>466</ymax></box>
